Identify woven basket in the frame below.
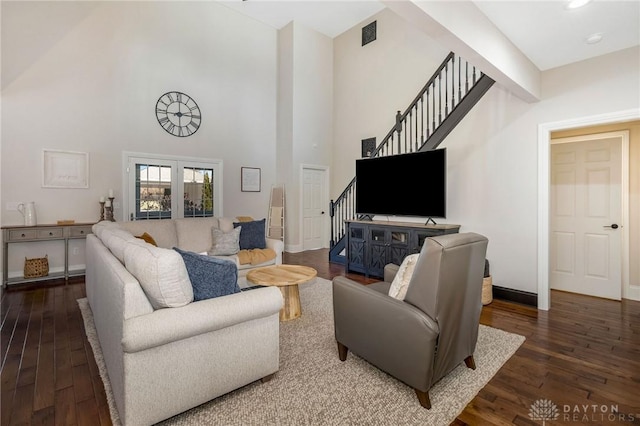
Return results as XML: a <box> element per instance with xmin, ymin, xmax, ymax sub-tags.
<box><xmin>482</xmin><ymin>276</ymin><xmax>493</xmax><ymax>305</ymax></box>
<box><xmin>24</xmin><ymin>255</ymin><xmax>49</xmax><ymax>278</ymax></box>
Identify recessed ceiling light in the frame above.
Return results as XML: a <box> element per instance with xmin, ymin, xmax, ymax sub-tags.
<box><xmin>585</xmin><ymin>32</ymin><xmax>603</xmax><ymax>44</ymax></box>
<box><xmin>567</xmin><ymin>0</ymin><xmax>592</xmax><ymax>9</ymax></box>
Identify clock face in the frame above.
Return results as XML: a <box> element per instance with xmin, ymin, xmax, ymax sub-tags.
<box><xmin>155</xmin><ymin>91</ymin><xmax>201</xmax><ymax>137</ymax></box>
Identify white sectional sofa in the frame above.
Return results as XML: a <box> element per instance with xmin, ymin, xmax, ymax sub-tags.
<box><xmin>85</xmin><ymin>217</ymin><xmax>284</xmax><ymax>425</ymax></box>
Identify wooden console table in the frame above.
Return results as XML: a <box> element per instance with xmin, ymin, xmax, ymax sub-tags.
<box><xmin>2</xmin><ymin>223</ymin><xmax>94</xmax><ymax>288</ymax></box>
<box><xmin>345</xmin><ymin>220</ymin><xmax>460</xmax><ymax>278</ymax></box>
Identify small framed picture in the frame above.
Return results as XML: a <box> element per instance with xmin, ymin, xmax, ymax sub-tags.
<box><xmin>362</xmin><ymin>137</ymin><xmax>376</xmax><ymax>158</ymax></box>
<box><xmin>241</xmin><ymin>167</ymin><xmax>261</xmax><ymax>192</ymax></box>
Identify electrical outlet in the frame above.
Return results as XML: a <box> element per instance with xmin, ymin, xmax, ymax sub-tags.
<box><xmin>72</xmin><ymin>248</ymin><xmax>80</xmax><ymax>255</ymax></box>
<box><xmin>6</xmin><ymin>201</ymin><xmax>20</xmax><ymax>211</ymax></box>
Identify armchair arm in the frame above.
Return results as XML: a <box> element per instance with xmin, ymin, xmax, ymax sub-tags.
<box><xmin>332</xmin><ymin>276</ymin><xmax>439</xmax><ymax>390</ymax></box>
<box><xmin>123</xmin><ymin>286</ymin><xmax>283</xmax><ymax>353</ymax></box>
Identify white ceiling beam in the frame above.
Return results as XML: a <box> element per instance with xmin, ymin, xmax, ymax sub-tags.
<box><xmin>382</xmin><ymin>0</ymin><xmax>541</xmax><ymax>103</ymax></box>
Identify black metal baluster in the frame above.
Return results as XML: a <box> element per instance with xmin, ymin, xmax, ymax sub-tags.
<box><xmin>451</xmin><ymin>57</ymin><xmax>455</xmax><ymax>111</ymax></box>
<box><xmin>415</xmin><ymin>103</ymin><xmax>419</xmax><ymax>152</ymax></box>
<box><xmin>438</xmin><ymin>75</ymin><xmax>442</xmax><ymax>125</ymax></box>
<box><xmin>426</xmin><ymin>87</ymin><xmax>430</xmax><ymax>138</ymax></box>
<box><xmin>432</xmin><ymin>82</ymin><xmax>436</xmax><ymax>132</ymax></box>
<box><xmin>407</xmin><ymin>111</ymin><xmax>411</xmax><ymax>153</ymax></box>
<box><xmin>465</xmin><ymin>62</ymin><xmax>469</xmax><ymax>93</ymax></box>
<box><xmin>445</xmin><ymin>64</ymin><xmax>449</xmax><ymax>117</ymax></box>
<box><xmin>458</xmin><ymin>56</ymin><xmax>462</xmax><ymax>102</ymax></box>
<box><xmin>420</xmin><ymin>96</ymin><xmax>424</xmax><ymax>148</ymax></box>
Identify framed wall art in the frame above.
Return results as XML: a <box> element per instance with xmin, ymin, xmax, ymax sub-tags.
<box><xmin>42</xmin><ymin>149</ymin><xmax>89</xmax><ymax>189</ymax></box>
<box><xmin>241</xmin><ymin>167</ymin><xmax>261</xmax><ymax>192</ymax></box>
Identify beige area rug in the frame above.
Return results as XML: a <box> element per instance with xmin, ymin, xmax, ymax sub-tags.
<box><xmin>78</xmin><ymin>278</ymin><xmax>525</xmax><ymax>426</ymax></box>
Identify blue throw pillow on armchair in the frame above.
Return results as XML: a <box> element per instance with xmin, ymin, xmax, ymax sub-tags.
<box><xmin>233</xmin><ymin>218</ymin><xmax>266</xmax><ymax>249</ymax></box>
<box><xmin>173</xmin><ymin>248</ymin><xmax>239</xmax><ymax>301</ymax></box>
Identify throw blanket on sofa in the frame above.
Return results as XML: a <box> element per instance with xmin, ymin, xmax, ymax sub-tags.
<box><xmin>237</xmin><ymin>248</ymin><xmax>277</xmax><ymax>265</ymax></box>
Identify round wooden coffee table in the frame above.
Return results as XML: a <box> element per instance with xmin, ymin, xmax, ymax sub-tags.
<box><xmin>246</xmin><ymin>265</ymin><xmax>317</xmax><ymax>321</ymax></box>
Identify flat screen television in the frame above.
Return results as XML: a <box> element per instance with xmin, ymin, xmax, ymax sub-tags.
<box><xmin>355</xmin><ymin>148</ymin><xmax>446</xmax><ymax>218</ymax></box>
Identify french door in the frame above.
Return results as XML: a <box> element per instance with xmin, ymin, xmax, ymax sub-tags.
<box><xmin>124</xmin><ymin>153</ymin><xmax>223</xmax><ymax>221</ymax></box>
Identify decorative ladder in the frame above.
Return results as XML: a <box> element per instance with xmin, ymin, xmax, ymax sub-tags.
<box><xmin>267</xmin><ymin>185</ymin><xmax>285</xmax><ymax>242</ymax></box>
<box><xmin>329</xmin><ymin>52</ymin><xmax>495</xmax><ymax>264</ymax></box>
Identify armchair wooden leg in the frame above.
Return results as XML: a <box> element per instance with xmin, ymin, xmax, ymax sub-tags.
<box><xmin>464</xmin><ymin>355</ymin><xmax>476</xmax><ymax>370</ymax></box>
<box><xmin>337</xmin><ymin>342</ymin><xmax>348</xmax><ymax>361</ymax></box>
<box><xmin>415</xmin><ymin>389</ymin><xmax>432</xmax><ymax>409</ymax></box>
<box><xmin>260</xmin><ymin>373</ymin><xmax>276</xmax><ymax>383</ymax></box>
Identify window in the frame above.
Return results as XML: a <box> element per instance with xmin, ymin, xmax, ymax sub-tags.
<box><xmin>124</xmin><ymin>153</ymin><xmax>223</xmax><ymax>221</ymax></box>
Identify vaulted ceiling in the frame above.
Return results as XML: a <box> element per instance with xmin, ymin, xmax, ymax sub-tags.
<box><xmin>221</xmin><ymin>0</ymin><xmax>640</xmax><ymax>71</ymax></box>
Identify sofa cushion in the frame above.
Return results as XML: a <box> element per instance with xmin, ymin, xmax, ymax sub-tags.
<box><xmin>175</xmin><ymin>217</ymin><xmax>220</xmax><ymax>253</ymax></box>
<box><xmin>102</xmin><ymin>228</ymin><xmax>136</xmax><ymax>263</ymax></box>
<box><xmin>124</xmin><ymin>242</ymin><xmax>193</xmax><ymax>309</ymax></box>
<box><xmin>118</xmin><ymin>220</ymin><xmax>179</xmax><ymax>249</ymax></box>
<box><xmin>174</xmin><ymin>248</ymin><xmax>239</xmax><ymax>301</ymax></box>
<box><xmin>233</xmin><ymin>219</ymin><xmax>266</xmax><ymax>250</ymax></box>
<box><xmin>208</xmin><ymin>227</ymin><xmax>241</xmax><ymax>256</ymax></box>
<box><xmin>388</xmin><ymin>253</ymin><xmax>419</xmax><ymax>300</ymax></box>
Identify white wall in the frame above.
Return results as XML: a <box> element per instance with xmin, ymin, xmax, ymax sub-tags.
<box><xmin>277</xmin><ymin>22</ymin><xmax>333</xmax><ymax>251</ymax></box>
<box><xmin>383</xmin><ymin>0</ymin><xmax>541</xmax><ymax>102</ymax></box>
<box><xmin>1</xmin><ymin>1</ymin><xmax>278</xmax><ymax>276</ymax></box>
<box><xmin>332</xmin><ymin>4</ymin><xmax>639</xmax><ymax>294</ymax></box>
<box><xmin>332</xmin><ymin>8</ymin><xmax>449</xmax><ymax>198</ymax></box>
<box><xmin>442</xmin><ymin>47</ymin><xmax>640</xmax><ymax>294</ymax></box>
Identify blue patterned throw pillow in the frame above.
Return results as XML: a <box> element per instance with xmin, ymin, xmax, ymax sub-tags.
<box><xmin>233</xmin><ymin>218</ymin><xmax>266</xmax><ymax>250</ymax></box>
<box><xmin>173</xmin><ymin>248</ymin><xmax>239</xmax><ymax>301</ymax></box>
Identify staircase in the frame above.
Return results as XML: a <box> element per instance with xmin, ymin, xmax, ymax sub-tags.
<box><xmin>329</xmin><ymin>52</ymin><xmax>494</xmax><ymax>264</ymax></box>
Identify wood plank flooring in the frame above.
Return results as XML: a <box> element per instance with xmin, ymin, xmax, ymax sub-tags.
<box><xmin>2</xmin><ymin>248</ymin><xmax>639</xmax><ymax>425</ymax></box>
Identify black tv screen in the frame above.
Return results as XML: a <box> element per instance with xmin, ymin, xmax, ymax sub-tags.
<box><xmin>355</xmin><ymin>149</ymin><xmax>446</xmax><ymax>218</ymax></box>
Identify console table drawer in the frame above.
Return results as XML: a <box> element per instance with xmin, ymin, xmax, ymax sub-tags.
<box><xmin>37</xmin><ymin>228</ymin><xmax>64</xmax><ymax>239</ymax></box>
<box><xmin>70</xmin><ymin>226</ymin><xmax>92</xmax><ymax>237</ymax></box>
<box><xmin>8</xmin><ymin>229</ymin><xmax>37</xmax><ymax>241</ymax></box>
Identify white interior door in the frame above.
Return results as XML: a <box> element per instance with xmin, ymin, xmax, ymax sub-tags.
<box><xmin>550</xmin><ymin>134</ymin><xmax>623</xmax><ymax>300</ymax></box>
<box><xmin>302</xmin><ymin>167</ymin><xmax>327</xmax><ymax>251</ymax></box>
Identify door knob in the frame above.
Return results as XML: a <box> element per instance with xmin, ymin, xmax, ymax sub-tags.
<box><xmin>603</xmin><ymin>224</ymin><xmax>619</xmax><ymax>229</ymax></box>
<box><xmin>321</xmin><ymin>211</ymin><xmax>325</xmax><ymax>214</ymax></box>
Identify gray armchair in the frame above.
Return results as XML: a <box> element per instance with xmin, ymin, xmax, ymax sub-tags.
<box><xmin>332</xmin><ymin>232</ymin><xmax>488</xmax><ymax>409</ymax></box>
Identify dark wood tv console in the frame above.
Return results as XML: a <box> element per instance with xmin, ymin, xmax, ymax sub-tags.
<box><xmin>345</xmin><ymin>220</ymin><xmax>460</xmax><ymax>278</ymax></box>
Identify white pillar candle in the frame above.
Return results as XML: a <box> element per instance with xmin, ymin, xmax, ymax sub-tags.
<box><xmin>100</xmin><ymin>196</ymin><xmax>105</xmax><ymax>202</ymax></box>
<box><xmin>108</xmin><ymin>189</ymin><xmax>114</xmax><ymax>198</ymax></box>
<box><xmin>105</xmin><ymin>200</ymin><xmax>111</xmax><ymax>207</ymax></box>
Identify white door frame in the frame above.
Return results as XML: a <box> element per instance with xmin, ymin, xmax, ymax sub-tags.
<box><xmin>537</xmin><ymin>108</ymin><xmax>639</xmax><ymax>310</ymax></box>
<box><xmin>299</xmin><ymin>164</ymin><xmax>330</xmax><ymax>251</ymax></box>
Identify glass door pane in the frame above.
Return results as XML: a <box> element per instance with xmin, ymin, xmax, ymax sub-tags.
<box><xmin>183</xmin><ymin>167</ymin><xmax>214</xmax><ymax>218</ymax></box>
<box><xmin>135</xmin><ymin>163</ymin><xmax>173</xmax><ymax>220</ymax></box>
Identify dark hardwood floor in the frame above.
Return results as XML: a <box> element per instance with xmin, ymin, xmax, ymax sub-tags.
<box><xmin>2</xmin><ymin>249</ymin><xmax>639</xmax><ymax>425</ymax></box>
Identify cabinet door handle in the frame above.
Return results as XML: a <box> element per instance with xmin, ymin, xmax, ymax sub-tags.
<box><xmin>49</xmin><ymin>232</ymin><xmax>53</xmax><ymax>236</ymax></box>
<box><xmin>21</xmin><ymin>233</ymin><xmax>25</xmax><ymax>237</ymax></box>
<box><xmin>79</xmin><ymin>230</ymin><xmax>84</xmax><ymax>234</ymax></box>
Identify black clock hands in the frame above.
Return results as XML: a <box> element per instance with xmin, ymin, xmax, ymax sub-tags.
<box><xmin>156</xmin><ymin>91</ymin><xmax>201</xmax><ymax>137</ymax></box>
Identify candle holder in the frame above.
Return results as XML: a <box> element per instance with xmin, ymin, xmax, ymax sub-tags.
<box><xmin>99</xmin><ymin>201</ymin><xmax>106</xmax><ymax>221</ymax></box>
<box><xmin>105</xmin><ymin>197</ymin><xmax>116</xmax><ymax>222</ymax></box>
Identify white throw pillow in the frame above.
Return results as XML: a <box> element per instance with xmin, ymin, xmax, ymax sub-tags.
<box><xmin>388</xmin><ymin>254</ymin><xmax>420</xmax><ymax>300</ymax></box>
<box><xmin>208</xmin><ymin>226</ymin><xmax>241</xmax><ymax>256</ymax></box>
<box><xmin>124</xmin><ymin>242</ymin><xmax>194</xmax><ymax>309</ymax></box>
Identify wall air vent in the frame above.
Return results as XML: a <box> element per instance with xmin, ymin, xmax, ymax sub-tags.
<box><xmin>362</xmin><ymin>21</ymin><xmax>377</xmax><ymax>46</ymax></box>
